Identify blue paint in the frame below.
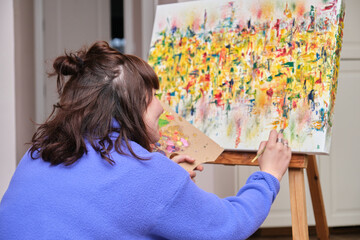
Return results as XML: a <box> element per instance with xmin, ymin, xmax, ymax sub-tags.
<box><xmin>308</xmin><ymin>89</ymin><xmax>315</xmax><ymax>111</ymax></box>
<box><xmin>308</xmin><ymin>89</ymin><xmax>315</xmax><ymax>103</ymax></box>
<box><xmin>171</xmin><ymin>26</ymin><xmax>177</xmax><ymax>35</ymax></box>
<box><xmin>319</xmin><ymin>108</ymin><xmax>325</xmax><ymax>122</ymax></box>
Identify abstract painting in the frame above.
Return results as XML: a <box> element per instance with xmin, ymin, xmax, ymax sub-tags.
<box><xmin>148</xmin><ymin>0</ymin><xmax>344</xmax><ymax>154</ymax></box>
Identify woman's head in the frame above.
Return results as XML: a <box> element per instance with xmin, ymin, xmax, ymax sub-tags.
<box><xmin>30</xmin><ymin>41</ymin><xmax>162</xmax><ymax>165</ymax></box>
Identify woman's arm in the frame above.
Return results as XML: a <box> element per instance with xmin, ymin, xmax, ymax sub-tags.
<box><xmin>149</xmin><ymin>130</ymin><xmax>290</xmax><ymax>240</ymax></box>
<box><xmin>149</xmin><ymin>171</ymin><xmax>279</xmax><ymax>240</ymax></box>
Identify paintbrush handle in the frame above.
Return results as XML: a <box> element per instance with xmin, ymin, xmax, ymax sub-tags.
<box><xmin>251</xmin><ymin>146</ymin><xmax>266</xmax><ymax>162</ymax></box>
<box><xmin>251</xmin><ymin>129</ymin><xmax>283</xmax><ymax>162</ymax></box>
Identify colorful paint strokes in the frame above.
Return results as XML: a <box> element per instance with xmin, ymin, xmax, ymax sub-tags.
<box><xmin>152</xmin><ymin>111</ymin><xmax>191</xmax><ymax>155</ymax></box>
<box><xmin>152</xmin><ymin>102</ymin><xmax>224</xmax><ymax>171</ymax></box>
<box><xmin>149</xmin><ymin>0</ymin><xmax>344</xmax><ymax>154</ymax></box>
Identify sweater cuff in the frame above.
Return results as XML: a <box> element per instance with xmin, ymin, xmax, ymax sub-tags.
<box><xmin>247</xmin><ymin>171</ymin><xmax>280</xmax><ymax>202</ymax></box>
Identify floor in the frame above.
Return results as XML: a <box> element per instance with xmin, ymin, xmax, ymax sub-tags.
<box><xmin>248</xmin><ymin>226</ymin><xmax>360</xmax><ymax>239</ymax></box>
<box><xmin>249</xmin><ymin>234</ymin><xmax>360</xmax><ymax>240</ymax></box>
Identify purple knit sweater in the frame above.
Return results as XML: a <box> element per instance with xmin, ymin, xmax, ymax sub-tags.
<box><xmin>0</xmin><ymin>140</ymin><xmax>279</xmax><ymax>239</ymax></box>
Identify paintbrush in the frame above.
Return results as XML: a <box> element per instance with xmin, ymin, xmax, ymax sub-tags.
<box><xmin>251</xmin><ymin>129</ymin><xmax>284</xmax><ymax>163</ymax></box>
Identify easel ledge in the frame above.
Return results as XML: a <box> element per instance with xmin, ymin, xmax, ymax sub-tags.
<box><xmin>210</xmin><ymin>151</ymin><xmax>307</xmax><ymax>168</ymax></box>
<box><xmin>208</xmin><ymin>151</ymin><xmax>329</xmax><ymax>240</ymax></box>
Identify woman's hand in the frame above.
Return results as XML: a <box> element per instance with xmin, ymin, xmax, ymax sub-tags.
<box><xmin>257</xmin><ymin>130</ymin><xmax>291</xmax><ymax>182</ymax></box>
<box><xmin>170</xmin><ymin>154</ymin><xmax>204</xmax><ymax>180</ymax></box>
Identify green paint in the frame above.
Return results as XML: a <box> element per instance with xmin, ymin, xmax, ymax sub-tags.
<box><xmin>158</xmin><ymin>118</ymin><xmax>170</xmax><ymax>128</ymax></box>
<box><xmin>291</xmin><ymin>3</ymin><xmax>296</xmax><ymax>11</ymax></box>
<box><xmin>289</xmin><ymin>119</ymin><xmax>296</xmax><ymax>141</ymax></box>
<box><xmin>156</xmin><ymin>92</ymin><xmax>163</xmax><ymax>99</ymax></box>
<box><xmin>283</xmin><ymin>62</ymin><xmax>294</xmax><ymax>68</ymax></box>
<box><xmin>194</xmin><ymin>94</ymin><xmax>202</xmax><ymax>102</ymax></box>
<box><xmin>226</xmin><ymin>100</ymin><xmax>231</xmax><ymax>111</ymax></box>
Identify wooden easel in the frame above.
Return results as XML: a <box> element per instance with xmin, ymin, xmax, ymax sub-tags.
<box><xmin>210</xmin><ymin>152</ymin><xmax>329</xmax><ymax>240</ymax></box>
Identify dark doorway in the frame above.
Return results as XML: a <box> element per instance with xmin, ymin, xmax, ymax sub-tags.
<box><xmin>111</xmin><ymin>0</ymin><xmax>125</xmax><ymax>52</ymax></box>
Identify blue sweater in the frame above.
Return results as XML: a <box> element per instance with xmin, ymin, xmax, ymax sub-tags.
<box><xmin>0</xmin><ymin>140</ymin><xmax>279</xmax><ymax>240</ymax></box>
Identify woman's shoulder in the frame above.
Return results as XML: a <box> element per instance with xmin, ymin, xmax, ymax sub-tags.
<box><xmin>111</xmin><ymin>140</ymin><xmax>189</xmax><ymax>177</ymax></box>
<box><xmin>97</xmin><ymin>141</ymin><xmax>192</xmax><ymax>206</ymax></box>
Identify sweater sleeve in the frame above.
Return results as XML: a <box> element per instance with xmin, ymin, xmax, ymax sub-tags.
<box><xmin>149</xmin><ymin>171</ymin><xmax>280</xmax><ymax>240</ymax></box>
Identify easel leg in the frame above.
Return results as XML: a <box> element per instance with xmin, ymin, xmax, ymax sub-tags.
<box><xmin>306</xmin><ymin>155</ymin><xmax>329</xmax><ymax>240</ymax></box>
<box><xmin>289</xmin><ymin>168</ymin><xmax>309</xmax><ymax>240</ymax></box>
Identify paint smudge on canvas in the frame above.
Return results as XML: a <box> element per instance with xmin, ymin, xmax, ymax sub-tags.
<box><xmin>148</xmin><ymin>0</ymin><xmax>344</xmax><ymax>153</ymax></box>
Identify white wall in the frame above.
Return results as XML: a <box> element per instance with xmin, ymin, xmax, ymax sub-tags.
<box><xmin>14</xmin><ymin>0</ymin><xmax>36</xmax><ymax>162</ymax></box>
<box><xmin>0</xmin><ymin>0</ymin><xmax>111</xmax><ymax>200</ymax></box>
<box><xmin>42</xmin><ymin>0</ymin><xmax>111</xmax><ymax>119</ymax></box>
<box><xmin>0</xmin><ymin>0</ymin><xmax>17</xmax><ymax>199</ymax></box>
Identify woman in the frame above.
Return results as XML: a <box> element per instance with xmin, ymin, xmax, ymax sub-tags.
<box><xmin>0</xmin><ymin>41</ymin><xmax>291</xmax><ymax>239</ymax></box>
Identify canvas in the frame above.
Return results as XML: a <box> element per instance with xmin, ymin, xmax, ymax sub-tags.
<box><xmin>148</xmin><ymin>0</ymin><xmax>344</xmax><ymax>154</ymax></box>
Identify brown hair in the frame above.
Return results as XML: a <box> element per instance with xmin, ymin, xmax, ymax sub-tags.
<box><xmin>30</xmin><ymin>41</ymin><xmax>159</xmax><ymax>165</ymax></box>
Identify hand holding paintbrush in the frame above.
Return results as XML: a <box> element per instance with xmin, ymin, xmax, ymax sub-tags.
<box><xmin>251</xmin><ymin>129</ymin><xmax>285</xmax><ymax>162</ymax></box>
<box><xmin>251</xmin><ymin>129</ymin><xmax>291</xmax><ymax>181</ymax></box>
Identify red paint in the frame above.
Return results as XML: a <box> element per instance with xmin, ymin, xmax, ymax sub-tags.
<box><xmin>185</xmin><ymin>79</ymin><xmax>195</xmax><ymax>92</ymax></box>
<box><xmin>214</xmin><ymin>91</ymin><xmax>223</xmax><ymax>106</ymax></box>
<box><xmin>266</xmin><ymin>88</ymin><xmax>274</xmax><ymax>97</ymax></box>
<box><xmin>235</xmin><ymin>127</ymin><xmax>241</xmax><ymax>148</ymax></box>
<box><xmin>205</xmin><ymin>74</ymin><xmax>210</xmax><ymax>82</ymax></box>
<box><xmin>273</xmin><ymin>19</ymin><xmax>280</xmax><ymax>37</ymax></box>
<box><xmin>316</xmin><ymin>71</ymin><xmax>322</xmax><ymax>84</ymax></box>
<box><xmin>219</xmin><ymin>48</ymin><xmax>226</xmax><ymax>65</ymax></box>
<box><xmin>214</xmin><ymin>92</ymin><xmax>222</xmax><ymax>100</ymax></box>
<box><xmin>293</xmin><ymin>100</ymin><xmax>297</xmax><ymax>109</ymax></box>
<box><xmin>276</xmin><ymin>48</ymin><xmax>287</xmax><ymax>57</ymax></box>
<box><xmin>166</xmin><ymin>93</ymin><xmax>171</xmax><ymax>104</ymax></box>
<box><xmin>203</xmin><ymin>52</ymin><xmax>207</xmax><ymax>64</ymax></box>
<box><xmin>165</xmin><ymin>114</ymin><xmax>175</xmax><ymax>120</ymax></box>
<box><xmin>324</xmin><ymin>3</ymin><xmax>335</xmax><ymax>11</ymax></box>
